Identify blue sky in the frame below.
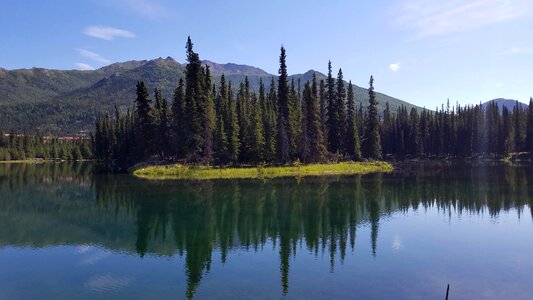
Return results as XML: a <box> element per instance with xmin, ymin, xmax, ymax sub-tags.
<box><xmin>1</xmin><ymin>0</ymin><xmax>532</xmax><ymax>108</ymax></box>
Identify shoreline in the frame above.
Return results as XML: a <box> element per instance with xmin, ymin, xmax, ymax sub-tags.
<box><xmin>133</xmin><ymin>161</ymin><xmax>394</xmax><ymax>180</ymax></box>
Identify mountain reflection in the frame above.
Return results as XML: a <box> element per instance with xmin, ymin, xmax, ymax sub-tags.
<box><xmin>1</xmin><ymin>162</ymin><xmax>532</xmax><ymax>298</ymax></box>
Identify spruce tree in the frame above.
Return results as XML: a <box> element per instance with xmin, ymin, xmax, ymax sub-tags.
<box><xmin>308</xmin><ymin>74</ymin><xmax>327</xmax><ymax>162</ymax></box>
<box><xmin>184</xmin><ymin>36</ymin><xmax>205</xmax><ymax>161</ymax></box>
<box><xmin>319</xmin><ymin>79</ymin><xmax>328</xmax><ymax>147</ymax></box>
<box><xmin>251</xmin><ymin>92</ymin><xmax>265</xmax><ymax>162</ymax></box>
<box><xmin>335</xmin><ymin>69</ymin><xmax>347</xmax><ymax>154</ymax></box>
<box><xmin>153</xmin><ymin>88</ymin><xmax>164</xmax><ymax>157</ymax></box>
<box><xmin>382</xmin><ymin>102</ymin><xmax>392</xmax><ymax>155</ymax></box>
<box><xmin>276</xmin><ymin>46</ymin><xmax>290</xmax><ymax>163</ymax></box>
<box><xmin>134</xmin><ymin>81</ymin><xmax>155</xmax><ymax>160</ymax></box>
<box><xmin>288</xmin><ymin>79</ymin><xmax>301</xmax><ymax>159</ymax></box>
<box><xmin>227</xmin><ymin>81</ymin><xmax>240</xmax><ymax>163</ymax></box>
<box><xmin>513</xmin><ymin>101</ymin><xmax>524</xmax><ymax>152</ymax></box>
<box><xmin>172</xmin><ymin>78</ymin><xmax>186</xmax><ymax>157</ymax></box>
<box><xmin>299</xmin><ymin>82</ymin><xmax>311</xmax><ymax>162</ymax></box>
<box><xmin>200</xmin><ymin>65</ymin><xmax>215</xmax><ymax>163</ymax></box>
<box><xmin>501</xmin><ymin>107</ymin><xmax>514</xmax><ymax>155</ymax></box>
<box><xmin>159</xmin><ymin>98</ymin><xmax>172</xmax><ymax>157</ymax></box>
<box><xmin>346</xmin><ymin>81</ymin><xmax>361</xmax><ymax>159</ymax></box>
<box><xmin>214</xmin><ymin>74</ymin><xmax>229</xmax><ymax>164</ymax></box>
<box><xmin>526</xmin><ymin>98</ymin><xmax>533</xmax><ymax>156</ymax></box>
<box><xmin>236</xmin><ymin>81</ymin><xmax>251</xmax><ymax>161</ymax></box>
<box><xmin>326</xmin><ymin>61</ymin><xmax>338</xmax><ymax>153</ymax></box>
<box><xmin>265</xmin><ymin>77</ymin><xmax>278</xmax><ymax>163</ymax></box>
<box><xmin>364</xmin><ymin>76</ymin><xmax>382</xmax><ymax>159</ymax></box>
<box><xmin>408</xmin><ymin>108</ymin><xmax>421</xmax><ymax>156</ymax></box>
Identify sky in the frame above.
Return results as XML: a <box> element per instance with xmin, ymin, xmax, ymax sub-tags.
<box><xmin>1</xmin><ymin>0</ymin><xmax>532</xmax><ymax>108</ymax></box>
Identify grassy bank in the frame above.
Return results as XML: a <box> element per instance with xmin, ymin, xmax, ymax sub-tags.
<box><xmin>133</xmin><ymin>161</ymin><xmax>393</xmax><ymax>180</ymax></box>
<box><xmin>0</xmin><ymin>159</ymin><xmax>45</xmax><ymax>163</ymax></box>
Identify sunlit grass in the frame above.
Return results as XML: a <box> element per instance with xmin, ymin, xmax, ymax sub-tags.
<box><xmin>133</xmin><ymin>161</ymin><xmax>393</xmax><ymax>180</ymax></box>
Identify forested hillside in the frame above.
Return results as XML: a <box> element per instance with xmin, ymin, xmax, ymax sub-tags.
<box><xmin>0</xmin><ymin>57</ymin><xmax>418</xmax><ymax>133</ymax></box>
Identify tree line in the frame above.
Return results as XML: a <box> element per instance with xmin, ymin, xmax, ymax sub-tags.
<box><xmin>93</xmin><ymin>37</ymin><xmax>533</xmax><ymax>168</ymax></box>
<box><xmin>382</xmin><ymin>99</ymin><xmax>533</xmax><ymax>158</ymax></box>
<box><xmin>0</xmin><ymin>133</ymin><xmax>92</xmax><ymax>161</ymax></box>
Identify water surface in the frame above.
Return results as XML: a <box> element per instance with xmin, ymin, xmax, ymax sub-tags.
<box><xmin>1</xmin><ymin>162</ymin><xmax>533</xmax><ymax>299</ymax></box>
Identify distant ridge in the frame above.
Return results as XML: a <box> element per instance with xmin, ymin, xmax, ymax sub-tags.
<box><xmin>201</xmin><ymin>60</ymin><xmax>270</xmax><ymax>76</ymax></box>
<box><xmin>481</xmin><ymin>98</ymin><xmax>529</xmax><ymax>111</ymax></box>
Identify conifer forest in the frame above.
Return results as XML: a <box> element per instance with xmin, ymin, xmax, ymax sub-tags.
<box><xmin>86</xmin><ymin>37</ymin><xmax>533</xmax><ymax>169</ymax></box>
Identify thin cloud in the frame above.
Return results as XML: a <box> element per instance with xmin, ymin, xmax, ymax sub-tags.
<box><xmin>77</xmin><ymin>49</ymin><xmax>110</xmax><ymax>64</ymax></box>
<box><xmin>113</xmin><ymin>0</ymin><xmax>168</xmax><ymax>18</ymax></box>
<box><xmin>503</xmin><ymin>47</ymin><xmax>533</xmax><ymax>55</ymax></box>
<box><xmin>84</xmin><ymin>26</ymin><xmax>135</xmax><ymax>41</ymax></box>
<box><xmin>393</xmin><ymin>0</ymin><xmax>532</xmax><ymax>37</ymax></box>
<box><xmin>389</xmin><ymin>63</ymin><xmax>401</xmax><ymax>72</ymax></box>
<box><xmin>75</xmin><ymin>63</ymin><xmax>95</xmax><ymax>70</ymax></box>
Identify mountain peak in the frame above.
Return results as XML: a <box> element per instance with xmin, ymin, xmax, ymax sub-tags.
<box><xmin>201</xmin><ymin>60</ymin><xmax>270</xmax><ymax>76</ymax></box>
<box><xmin>481</xmin><ymin>98</ymin><xmax>528</xmax><ymax>111</ymax></box>
<box><xmin>97</xmin><ymin>60</ymin><xmax>149</xmax><ymax>74</ymax></box>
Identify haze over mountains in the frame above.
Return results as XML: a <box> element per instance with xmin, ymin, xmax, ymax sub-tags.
<box><xmin>0</xmin><ymin>57</ymin><xmax>418</xmax><ymax>134</ymax></box>
<box><xmin>481</xmin><ymin>98</ymin><xmax>529</xmax><ymax>111</ymax></box>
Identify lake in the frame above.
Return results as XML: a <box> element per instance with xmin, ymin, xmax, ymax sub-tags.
<box><xmin>1</xmin><ymin>162</ymin><xmax>533</xmax><ymax>299</ymax></box>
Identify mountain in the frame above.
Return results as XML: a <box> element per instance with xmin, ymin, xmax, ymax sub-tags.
<box><xmin>481</xmin><ymin>98</ymin><xmax>529</xmax><ymax>111</ymax></box>
<box><xmin>0</xmin><ymin>57</ymin><xmax>421</xmax><ymax>134</ymax></box>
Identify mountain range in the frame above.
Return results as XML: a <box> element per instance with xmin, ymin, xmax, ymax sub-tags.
<box><xmin>2</xmin><ymin>57</ymin><xmax>525</xmax><ymax>134</ymax></box>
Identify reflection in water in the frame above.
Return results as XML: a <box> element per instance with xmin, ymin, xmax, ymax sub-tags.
<box><xmin>1</xmin><ymin>162</ymin><xmax>532</xmax><ymax>298</ymax></box>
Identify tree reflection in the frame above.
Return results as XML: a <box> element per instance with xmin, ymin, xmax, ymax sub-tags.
<box><xmin>1</xmin><ymin>162</ymin><xmax>533</xmax><ymax>298</ymax></box>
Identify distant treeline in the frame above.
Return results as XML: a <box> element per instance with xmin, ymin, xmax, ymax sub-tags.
<box><xmin>93</xmin><ymin>37</ymin><xmax>533</xmax><ymax>168</ymax></box>
<box><xmin>0</xmin><ymin>134</ymin><xmax>92</xmax><ymax>161</ymax></box>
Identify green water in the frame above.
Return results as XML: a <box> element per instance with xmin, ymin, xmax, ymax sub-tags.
<box><xmin>1</xmin><ymin>162</ymin><xmax>533</xmax><ymax>299</ymax></box>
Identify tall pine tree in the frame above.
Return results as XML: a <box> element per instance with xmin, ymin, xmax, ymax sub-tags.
<box><xmin>364</xmin><ymin>76</ymin><xmax>382</xmax><ymax>159</ymax></box>
<box><xmin>276</xmin><ymin>46</ymin><xmax>290</xmax><ymax>163</ymax></box>
<box><xmin>526</xmin><ymin>98</ymin><xmax>533</xmax><ymax>157</ymax></box>
<box><xmin>346</xmin><ymin>81</ymin><xmax>361</xmax><ymax>159</ymax></box>
<box><xmin>134</xmin><ymin>81</ymin><xmax>155</xmax><ymax>160</ymax></box>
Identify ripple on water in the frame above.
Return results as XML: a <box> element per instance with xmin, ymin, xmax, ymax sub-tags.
<box><xmin>84</xmin><ymin>275</ymin><xmax>134</xmax><ymax>293</ymax></box>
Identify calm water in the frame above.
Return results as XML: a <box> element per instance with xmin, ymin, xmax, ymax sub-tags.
<box><xmin>1</xmin><ymin>162</ymin><xmax>533</xmax><ymax>299</ymax></box>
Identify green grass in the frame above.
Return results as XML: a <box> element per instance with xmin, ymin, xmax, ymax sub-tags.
<box><xmin>133</xmin><ymin>161</ymin><xmax>393</xmax><ymax>180</ymax></box>
<box><xmin>0</xmin><ymin>159</ymin><xmax>44</xmax><ymax>163</ymax></box>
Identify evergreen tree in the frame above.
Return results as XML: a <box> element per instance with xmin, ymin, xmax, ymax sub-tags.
<box><xmin>172</xmin><ymin>78</ymin><xmax>186</xmax><ymax>157</ymax></box>
<box><xmin>526</xmin><ymin>98</ymin><xmax>533</xmax><ymax>157</ymax></box>
<box><xmin>236</xmin><ymin>80</ymin><xmax>251</xmax><ymax>161</ymax></box>
<box><xmin>134</xmin><ymin>81</ymin><xmax>155</xmax><ymax>160</ymax></box>
<box><xmin>381</xmin><ymin>102</ymin><xmax>392</xmax><ymax>155</ymax></box>
<box><xmin>501</xmin><ymin>107</ymin><xmax>514</xmax><ymax>155</ymax></box>
<box><xmin>513</xmin><ymin>101</ymin><xmax>524</xmax><ymax>152</ymax></box>
<box><xmin>200</xmin><ymin>65</ymin><xmax>215</xmax><ymax>163</ymax></box>
<box><xmin>335</xmin><ymin>69</ymin><xmax>347</xmax><ymax>154</ymax></box>
<box><xmin>183</xmin><ymin>36</ymin><xmax>205</xmax><ymax>161</ymax></box>
<box><xmin>319</xmin><ymin>79</ymin><xmax>328</xmax><ymax>147</ymax></box>
<box><xmin>288</xmin><ymin>79</ymin><xmax>301</xmax><ymax>159</ymax></box>
<box><xmin>326</xmin><ymin>61</ymin><xmax>338</xmax><ymax>153</ymax></box>
<box><xmin>159</xmin><ymin>98</ymin><xmax>172</xmax><ymax>157</ymax></box>
<box><xmin>227</xmin><ymin>82</ymin><xmax>240</xmax><ymax>163</ymax></box>
<box><xmin>306</xmin><ymin>74</ymin><xmax>327</xmax><ymax>162</ymax></box>
<box><xmin>250</xmin><ymin>92</ymin><xmax>265</xmax><ymax>162</ymax></box>
<box><xmin>363</xmin><ymin>76</ymin><xmax>382</xmax><ymax>159</ymax></box>
<box><xmin>214</xmin><ymin>74</ymin><xmax>229</xmax><ymax>164</ymax></box>
<box><xmin>276</xmin><ymin>46</ymin><xmax>290</xmax><ymax>163</ymax></box>
<box><xmin>408</xmin><ymin>108</ymin><xmax>421</xmax><ymax>156</ymax></box>
<box><xmin>264</xmin><ymin>77</ymin><xmax>278</xmax><ymax>163</ymax></box>
<box><xmin>346</xmin><ymin>81</ymin><xmax>361</xmax><ymax>159</ymax></box>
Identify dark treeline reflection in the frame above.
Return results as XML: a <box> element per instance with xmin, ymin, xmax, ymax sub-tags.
<box><xmin>1</xmin><ymin>163</ymin><xmax>533</xmax><ymax>298</ymax></box>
